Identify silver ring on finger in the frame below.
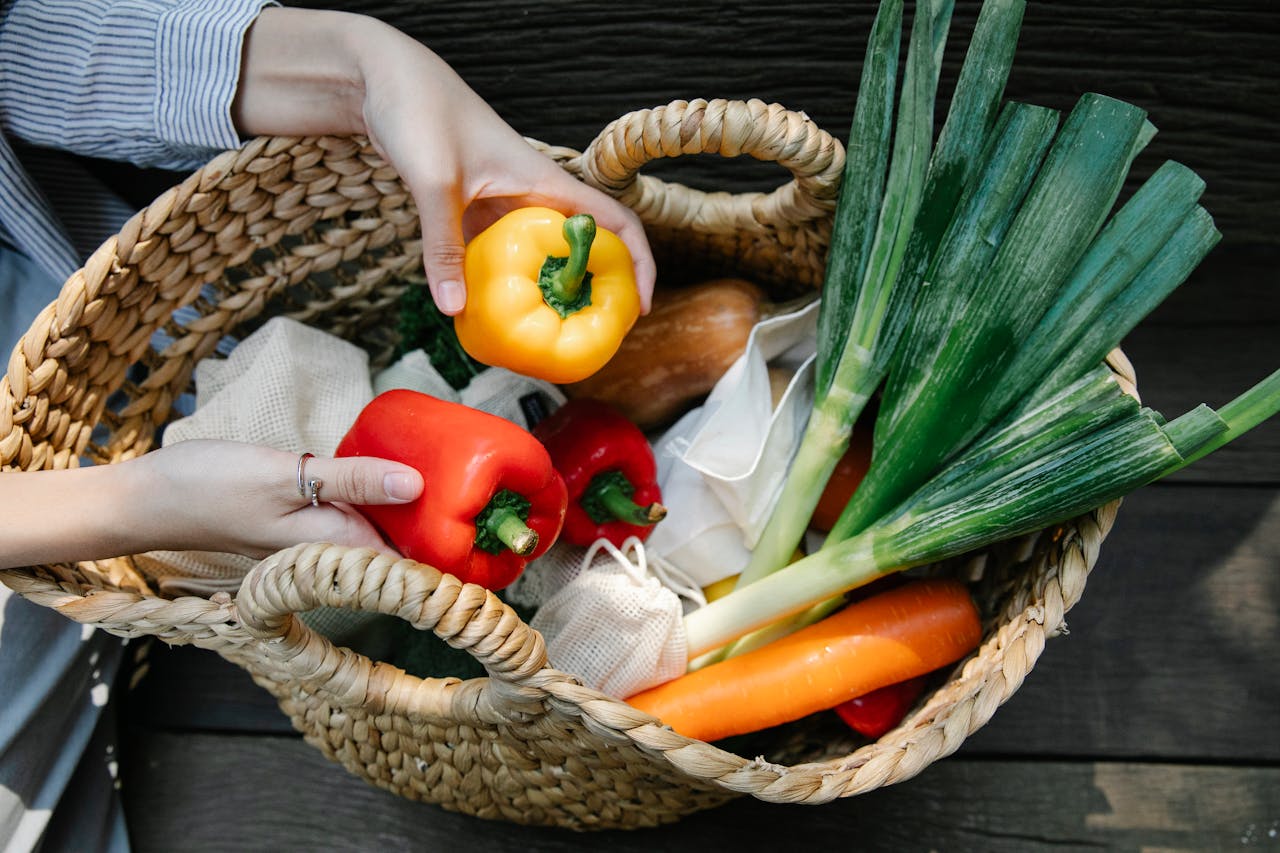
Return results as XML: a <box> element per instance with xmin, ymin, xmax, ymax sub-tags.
<box><xmin>296</xmin><ymin>452</ymin><xmax>323</xmax><ymax>508</ymax></box>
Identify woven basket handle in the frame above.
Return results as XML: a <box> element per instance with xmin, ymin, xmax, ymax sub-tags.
<box><xmin>235</xmin><ymin>542</ymin><xmax>550</xmax><ymax>723</ymax></box>
<box><xmin>579</xmin><ymin>97</ymin><xmax>843</xmax><ymax>234</ymax></box>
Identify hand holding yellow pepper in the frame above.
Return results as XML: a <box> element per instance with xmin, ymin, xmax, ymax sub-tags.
<box><xmin>455</xmin><ymin>207</ymin><xmax>641</xmax><ymax>384</ymax></box>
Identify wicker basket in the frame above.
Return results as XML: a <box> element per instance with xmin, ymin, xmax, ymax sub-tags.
<box><xmin>0</xmin><ymin>98</ymin><xmax>1130</xmax><ymax>830</ymax></box>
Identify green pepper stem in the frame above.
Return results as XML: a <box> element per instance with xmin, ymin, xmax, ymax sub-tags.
<box><xmin>586</xmin><ymin>476</ymin><xmax>667</xmax><ymax>526</ymax></box>
<box><xmin>482</xmin><ymin>508</ymin><xmax>539</xmax><ymax>556</ymax></box>
<box><xmin>546</xmin><ymin>214</ymin><xmax>596</xmax><ymax>303</ymax></box>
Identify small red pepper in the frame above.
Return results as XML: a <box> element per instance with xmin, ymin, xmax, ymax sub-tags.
<box><xmin>833</xmin><ymin>674</ymin><xmax>930</xmax><ymax>739</ymax></box>
<box><xmin>810</xmin><ymin>414</ymin><xmax>874</xmax><ymax>533</ymax></box>
<box><xmin>335</xmin><ymin>389</ymin><xmax>567</xmax><ymax>590</ymax></box>
<box><xmin>531</xmin><ymin>398</ymin><xmax>666</xmax><ymax>547</ymax></box>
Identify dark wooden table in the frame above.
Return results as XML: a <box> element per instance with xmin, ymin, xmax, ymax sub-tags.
<box><xmin>116</xmin><ymin>2</ymin><xmax>1279</xmax><ymax>850</ymax></box>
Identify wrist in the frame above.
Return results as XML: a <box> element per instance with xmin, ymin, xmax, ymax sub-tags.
<box><xmin>232</xmin><ymin>7</ymin><xmax>376</xmax><ymax>139</ymax></box>
<box><xmin>127</xmin><ymin>445</ymin><xmax>232</xmax><ymax>554</ymax></box>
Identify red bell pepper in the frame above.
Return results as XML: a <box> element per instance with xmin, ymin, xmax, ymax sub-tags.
<box><xmin>833</xmin><ymin>674</ymin><xmax>930</xmax><ymax>739</ymax></box>
<box><xmin>531</xmin><ymin>398</ymin><xmax>666</xmax><ymax>547</ymax></box>
<box><xmin>335</xmin><ymin>389</ymin><xmax>567</xmax><ymax>590</ymax></box>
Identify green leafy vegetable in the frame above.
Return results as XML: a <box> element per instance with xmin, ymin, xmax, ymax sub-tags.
<box><xmin>684</xmin><ymin>0</ymin><xmax>1277</xmax><ymax>668</ymax></box>
<box><xmin>684</xmin><ymin>365</ymin><xmax>1280</xmax><ymax>658</ymax></box>
<box><xmin>738</xmin><ymin>0</ymin><xmax>959</xmax><ymax>588</ymax></box>
<box><xmin>395</xmin><ymin>281</ymin><xmax>484</xmax><ymax>390</ymax></box>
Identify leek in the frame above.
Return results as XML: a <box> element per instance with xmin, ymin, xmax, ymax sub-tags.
<box><xmin>830</xmin><ymin>93</ymin><xmax>1154</xmax><ymax>543</ymax></box>
<box><xmin>686</xmin><ymin>411</ymin><xmax>1181</xmax><ymax>657</ymax></box>
<box><xmin>686</xmin><ymin>358</ymin><xmax>1277</xmax><ymax>659</ymax></box>
<box><xmin>986</xmin><ymin>160</ymin><xmax>1206</xmax><ymax>414</ymax></box>
<box><xmin>811</xmin><ymin>0</ymin><xmax>903</xmax><ymax>401</ymax></box>
<box><xmin>906</xmin><ymin>366</ymin><xmax>1138</xmax><ymax>516</ymax></box>
<box><xmin>1029</xmin><ymin>206</ymin><xmax>1221</xmax><ymax>402</ymax></box>
<box><xmin>694</xmin><ymin>363</ymin><xmax>1130</xmax><ymax>667</ymax></box>
<box><xmin>682</xmin><ymin>0</ymin><xmax>1279</xmax><ymax>669</ymax></box>
<box><xmin>866</xmin><ymin>99</ymin><xmax>1058</xmax><ymax>446</ymax></box>
<box><xmin>1167</xmin><ymin>368</ymin><xmax>1280</xmax><ymax>472</ymax></box>
<box><xmin>891</xmin><ymin>0</ymin><xmax>1025</xmax><ymax>302</ymax></box>
<box><xmin>683</xmin><ymin>372</ymin><xmax>1277</xmax><ymax>659</ymax></box>
<box><xmin>739</xmin><ymin>0</ymin><xmax>1017</xmax><ymax>586</ymax></box>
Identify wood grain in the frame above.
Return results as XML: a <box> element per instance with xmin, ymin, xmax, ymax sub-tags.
<box><xmin>286</xmin><ymin>0</ymin><xmax>1280</xmax><ymax>248</ymax></box>
<box><xmin>959</xmin><ymin>483</ymin><xmax>1280</xmax><ymax>761</ymax></box>
<box><xmin>120</xmin><ymin>730</ymin><xmax>1280</xmax><ymax>852</ymax></box>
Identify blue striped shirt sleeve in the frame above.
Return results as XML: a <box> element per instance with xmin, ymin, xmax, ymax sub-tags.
<box><xmin>0</xmin><ymin>0</ymin><xmax>278</xmax><ymax>172</ymax></box>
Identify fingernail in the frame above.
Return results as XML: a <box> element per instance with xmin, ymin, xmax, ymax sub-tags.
<box><xmin>384</xmin><ymin>472</ymin><xmax>421</xmax><ymax>502</ymax></box>
<box><xmin>436</xmin><ymin>280</ymin><xmax>466</xmax><ymax>314</ymax></box>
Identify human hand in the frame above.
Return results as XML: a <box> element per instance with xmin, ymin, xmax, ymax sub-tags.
<box><xmin>231</xmin><ymin>8</ymin><xmax>656</xmax><ymax>317</ymax></box>
<box><xmin>135</xmin><ymin>439</ymin><xmax>423</xmax><ymax>559</ymax></box>
<box><xmin>356</xmin><ymin>31</ymin><xmax>657</xmax><ymax>317</ymax></box>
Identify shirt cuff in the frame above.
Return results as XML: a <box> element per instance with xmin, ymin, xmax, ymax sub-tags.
<box><xmin>153</xmin><ymin>0</ymin><xmax>279</xmax><ymax>165</ymax></box>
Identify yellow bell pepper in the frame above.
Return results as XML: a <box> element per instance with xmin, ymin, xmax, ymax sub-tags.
<box><xmin>455</xmin><ymin>207</ymin><xmax>640</xmax><ymax>384</ymax></box>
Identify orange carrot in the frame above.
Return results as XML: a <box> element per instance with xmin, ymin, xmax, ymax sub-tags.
<box><xmin>626</xmin><ymin>578</ymin><xmax>981</xmax><ymax>742</ymax></box>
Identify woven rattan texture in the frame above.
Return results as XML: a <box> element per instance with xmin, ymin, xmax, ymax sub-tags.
<box><xmin>0</xmin><ymin>98</ymin><xmax>1127</xmax><ymax>829</ymax></box>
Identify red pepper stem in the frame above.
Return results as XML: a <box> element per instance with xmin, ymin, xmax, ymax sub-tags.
<box><xmin>588</xmin><ymin>476</ymin><xmax>668</xmax><ymax>527</ymax></box>
<box><xmin>546</xmin><ymin>214</ymin><xmax>596</xmax><ymax>303</ymax></box>
<box><xmin>482</xmin><ymin>507</ymin><xmax>540</xmax><ymax>556</ymax></box>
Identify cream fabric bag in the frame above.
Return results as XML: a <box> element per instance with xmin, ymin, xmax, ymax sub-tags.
<box><xmin>372</xmin><ymin>349</ymin><xmax>565</xmax><ymax>429</ymax></box>
<box><xmin>645</xmin><ymin>298</ymin><xmax>820</xmax><ymax>588</ymax></box>
<box><xmin>520</xmin><ymin>537</ymin><xmax>702</xmax><ymax>699</ymax></box>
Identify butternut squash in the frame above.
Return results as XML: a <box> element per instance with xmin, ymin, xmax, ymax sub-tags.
<box><xmin>563</xmin><ymin>278</ymin><xmax>767</xmax><ymax>429</ymax></box>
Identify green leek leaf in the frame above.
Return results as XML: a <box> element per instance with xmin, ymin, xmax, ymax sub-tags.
<box><xmin>832</xmin><ymin>93</ymin><xmax>1153</xmax><ymax>542</ymax></box>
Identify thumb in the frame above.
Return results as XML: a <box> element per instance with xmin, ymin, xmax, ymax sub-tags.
<box><xmin>418</xmin><ymin>196</ymin><xmax>469</xmax><ymax>316</ymax></box>
<box><xmin>302</xmin><ymin>456</ymin><xmax>424</xmax><ymax>507</ymax></box>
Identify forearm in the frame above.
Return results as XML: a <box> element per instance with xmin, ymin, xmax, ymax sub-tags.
<box><xmin>230</xmin><ymin>7</ymin><xmax>383</xmax><ymax>139</ymax></box>
<box><xmin>1</xmin><ymin>440</ymin><xmax>424</xmax><ymax>570</ymax></box>
<box><xmin>0</xmin><ymin>461</ymin><xmax>154</xmax><ymax>569</ymax></box>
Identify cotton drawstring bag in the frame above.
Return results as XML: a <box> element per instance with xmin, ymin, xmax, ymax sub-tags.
<box><xmin>374</xmin><ymin>351</ymin><xmax>566</xmax><ymax>432</ymax></box>
<box><xmin>525</xmin><ymin>537</ymin><xmax>702</xmax><ymax>698</ymax></box>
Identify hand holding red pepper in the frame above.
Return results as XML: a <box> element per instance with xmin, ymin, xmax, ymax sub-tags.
<box><xmin>335</xmin><ymin>389</ymin><xmax>567</xmax><ymax>589</ymax></box>
<box><xmin>532</xmin><ymin>399</ymin><xmax>666</xmax><ymax>548</ymax></box>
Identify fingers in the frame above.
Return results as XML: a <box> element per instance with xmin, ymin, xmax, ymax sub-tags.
<box><xmin>416</xmin><ymin>190</ymin><xmax>470</xmax><ymax>316</ymax></box>
<box><xmin>284</xmin><ymin>504</ymin><xmax>405</xmax><ymax>558</ymax></box>
<box><xmin>612</xmin><ymin>215</ymin><xmax>657</xmax><ymax>315</ymax></box>
<box><xmin>398</xmin><ymin>148</ymin><xmax>656</xmax><ymax>315</ymax></box>
<box><xmin>301</xmin><ymin>455</ymin><xmax>423</xmax><ymax>507</ymax></box>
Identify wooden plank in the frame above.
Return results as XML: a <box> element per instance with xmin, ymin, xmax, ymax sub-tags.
<box><xmin>287</xmin><ymin>0</ymin><xmax>1280</xmax><ymax>248</ymax></box>
<box><xmin>1116</xmin><ymin>246</ymin><xmax>1279</xmax><ymax>485</ymax></box>
<box><xmin>125</xmin><ymin>483</ymin><xmax>1280</xmax><ymax>761</ymax></box>
<box><xmin>959</xmin><ymin>482</ymin><xmax>1280</xmax><ymax>761</ymax></box>
<box><xmin>120</xmin><ymin>729</ymin><xmax>1280</xmax><ymax>851</ymax></box>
